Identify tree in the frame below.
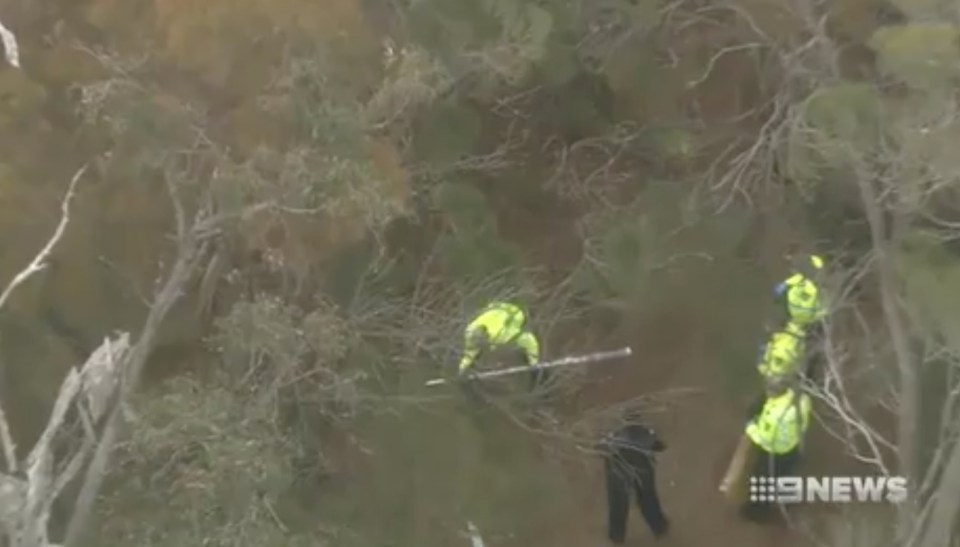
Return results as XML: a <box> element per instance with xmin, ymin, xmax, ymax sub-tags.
<box><xmin>699</xmin><ymin>0</ymin><xmax>960</xmax><ymax>543</ymax></box>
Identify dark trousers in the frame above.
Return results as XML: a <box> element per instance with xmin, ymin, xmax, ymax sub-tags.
<box><xmin>458</xmin><ymin>368</ymin><xmax>549</xmax><ymax>413</ymax></box>
<box><xmin>604</xmin><ymin>456</ymin><xmax>668</xmax><ymax>542</ymax></box>
<box><xmin>740</xmin><ymin>446</ymin><xmax>800</xmax><ymax>521</ymax></box>
<box><xmin>528</xmin><ymin>367</ymin><xmax>550</xmax><ymax>392</ymax></box>
<box><xmin>801</xmin><ymin>322</ymin><xmax>825</xmax><ymax>386</ymax></box>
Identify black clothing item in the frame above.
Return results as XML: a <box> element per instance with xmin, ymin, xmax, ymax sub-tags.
<box><xmin>740</xmin><ymin>445</ymin><xmax>801</xmax><ymax>522</ymax></box>
<box><xmin>528</xmin><ymin>367</ymin><xmax>550</xmax><ymax>392</ymax></box>
<box><xmin>801</xmin><ymin>322</ymin><xmax>826</xmax><ymax>386</ymax></box>
<box><xmin>460</xmin><ymin>347</ymin><xmax>545</xmax><ymax>401</ymax></box>
<box><xmin>600</xmin><ymin>424</ymin><xmax>669</xmax><ymax>543</ymax></box>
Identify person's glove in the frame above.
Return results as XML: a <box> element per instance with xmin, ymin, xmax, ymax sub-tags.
<box><xmin>457</xmin><ymin>367</ymin><xmax>476</xmax><ymax>382</ymax></box>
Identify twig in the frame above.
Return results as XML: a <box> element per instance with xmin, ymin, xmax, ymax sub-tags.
<box><xmin>0</xmin><ymin>165</ymin><xmax>86</xmax><ymax>312</ymax></box>
<box><xmin>685</xmin><ymin>43</ymin><xmax>764</xmax><ymax>89</ymax></box>
<box><xmin>262</xmin><ymin>496</ymin><xmax>289</xmax><ymax>534</ymax></box>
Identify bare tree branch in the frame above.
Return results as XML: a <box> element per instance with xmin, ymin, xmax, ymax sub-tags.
<box><xmin>0</xmin><ymin>17</ymin><xmax>20</xmax><ymax>68</ymax></box>
<box><xmin>0</xmin><ymin>165</ymin><xmax>87</xmax><ymax>313</ymax></box>
<box><xmin>857</xmin><ymin>172</ymin><xmax>921</xmax><ymax>532</ymax></box>
<box><xmin>0</xmin><ymin>164</ymin><xmax>86</xmax><ymax>476</ymax></box>
<box><xmin>61</xmin><ymin>189</ymin><xmax>209</xmax><ymax>547</ymax></box>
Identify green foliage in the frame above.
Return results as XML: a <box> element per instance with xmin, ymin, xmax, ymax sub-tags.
<box><xmin>889</xmin><ymin>0</ymin><xmax>959</xmax><ymax>25</ymax></box>
<box><xmin>784</xmin><ymin>83</ymin><xmax>882</xmax><ymax>186</ymax></box>
<box><xmin>210</xmin><ymin>144</ymin><xmax>408</xmax><ymax>232</ymax></box>
<box><xmin>0</xmin><ymin>70</ymin><xmax>48</xmax><ymax>127</ymax></box>
<box><xmin>869</xmin><ymin>23</ymin><xmax>960</xmax><ymax>91</ymax></box>
<box><xmin>211</xmin><ymin>293</ymin><xmax>351</xmax><ymax>383</ymax></box>
<box><xmin>532</xmin><ymin>31</ymin><xmax>580</xmax><ymax>86</ymax></box>
<box><xmin>413</xmin><ymin>101</ymin><xmax>484</xmax><ymax>165</ymax></box>
<box><xmin>432</xmin><ymin>181</ymin><xmax>523</xmax><ymax>284</ymax></box>
<box><xmin>258</xmin><ymin>54</ymin><xmax>367</xmax><ymax>153</ymax></box>
<box><xmin>96</xmin><ymin>376</ymin><xmax>320</xmax><ymax>547</ymax></box>
<box><xmin>78</xmin><ymin>77</ymin><xmax>202</xmax><ymax>164</ymax></box>
<box><xmin>899</xmin><ymin>231</ymin><xmax>960</xmax><ymax>351</ymax></box>
<box><xmin>884</xmin><ymin>96</ymin><xmax>960</xmax><ymax>210</ymax></box>
<box><xmin>408</xmin><ymin>0</ymin><xmax>496</xmax><ymax>53</ymax></box>
<box><xmin>211</xmin><ymin>294</ymin><xmax>309</xmax><ymax>376</ymax></box>
<box><xmin>483</xmin><ymin>0</ymin><xmax>555</xmax><ymax>65</ymax></box>
<box><xmin>803</xmin><ymin>83</ymin><xmax>882</xmax><ymax>148</ymax></box>
<box><xmin>319</xmin><ymin>408</ymin><xmax>565</xmax><ymax>547</ymax></box>
<box><xmin>574</xmin><ymin>200</ymin><xmax>659</xmax><ymax>310</ymax></box>
<box><xmin>409</xmin><ymin>0</ymin><xmax>557</xmax><ymax>91</ymax></box>
<box><xmin>207</xmin><ymin>293</ymin><xmax>367</xmax><ymax>424</ymax></box>
<box><xmin>432</xmin><ymin>179</ymin><xmax>495</xmax><ymax>234</ymax></box>
<box><xmin>365</xmin><ymin>46</ymin><xmax>455</xmax><ymax>127</ymax></box>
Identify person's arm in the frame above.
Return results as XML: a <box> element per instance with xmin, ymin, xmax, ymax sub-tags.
<box><xmin>515</xmin><ymin>331</ymin><xmax>540</xmax><ymax>366</ymax></box>
<box><xmin>458</xmin><ymin>325</ymin><xmax>483</xmax><ymax>373</ymax></box>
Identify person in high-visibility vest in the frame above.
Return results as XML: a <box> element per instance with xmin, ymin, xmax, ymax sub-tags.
<box><xmin>457</xmin><ymin>301</ymin><xmax>545</xmax><ymax>390</ymax></box>
<box><xmin>757</xmin><ymin>321</ymin><xmax>806</xmax><ymax>383</ymax></box>
<box><xmin>741</xmin><ymin>382</ymin><xmax>812</xmax><ymax>521</ymax></box>
<box><xmin>774</xmin><ymin>254</ymin><xmax>827</xmax><ymax>328</ymax></box>
<box><xmin>774</xmin><ymin>253</ymin><xmax>828</xmax><ymax>383</ymax></box>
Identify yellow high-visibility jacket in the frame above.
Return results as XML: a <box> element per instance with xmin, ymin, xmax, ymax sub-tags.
<box><xmin>776</xmin><ymin>266</ymin><xmax>826</xmax><ymax>327</ymax></box>
<box><xmin>458</xmin><ymin>302</ymin><xmax>540</xmax><ymax>371</ymax></box>
<box><xmin>758</xmin><ymin>322</ymin><xmax>806</xmax><ymax>379</ymax></box>
<box><xmin>746</xmin><ymin>388</ymin><xmax>812</xmax><ymax>455</ymax></box>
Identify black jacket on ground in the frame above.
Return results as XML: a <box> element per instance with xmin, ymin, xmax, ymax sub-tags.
<box><xmin>599</xmin><ymin>423</ymin><xmax>670</xmax><ymax>543</ymax></box>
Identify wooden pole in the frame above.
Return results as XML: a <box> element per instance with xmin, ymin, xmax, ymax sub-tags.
<box><xmin>719</xmin><ymin>433</ymin><xmax>754</xmax><ymax>503</ymax></box>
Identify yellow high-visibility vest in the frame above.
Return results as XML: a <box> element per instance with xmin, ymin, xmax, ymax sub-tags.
<box><xmin>459</xmin><ymin>302</ymin><xmax>540</xmax><ymax>371</ymax></box>
<box><xmin>758</xmin><ymin>322</ymin><xmax>806</xmax><ymax>379</ymax></box>
<box><xmin>783</xmin><ymin>273</ymin><xmax>826</xmax><ymax>326</ymax></box>
<box><xmin>746</xmin><ymin>389</ymin><xmax>812</xmax><ymax>454</ymax></box>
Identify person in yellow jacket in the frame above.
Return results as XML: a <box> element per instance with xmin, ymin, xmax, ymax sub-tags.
<box><xmin>773</xmin><ymin>253</ymin><xmax>828</xmax><ymax>384</ymax></box>
<box><xmin>457</xmin><ymin>301</ymin><xmax>545</xmax><ymax>390</ymax></box>
<box><xmin>757</xmin><ymin>321</ymin><xmax>806</xmax><ymax>383</ymax></box>
<box><xmin>741</xmin><ymin>381</ymin><xmax>812</xmax><ymax>521</ymax></box>
<box><xmin>774</xmin><ymin>254</ymin><xmax>827</xmax><ymax>328</ymax></box>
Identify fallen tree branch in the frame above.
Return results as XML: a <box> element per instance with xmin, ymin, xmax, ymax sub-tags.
<box><xmin>62</xmin><ymin>170</ymin><xmax>212</xmax><ymax>547</ymax></box>
<box><xmin>0</xmin><ymin>18</ymin><xmax>20</xmax><ymax>68</ymax></box>
<box><xmin>0</xmin><ymin>334</ymin><xmax>129</xmax><ymax>546</ymax></box>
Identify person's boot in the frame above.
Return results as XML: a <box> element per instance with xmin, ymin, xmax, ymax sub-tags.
<box><xmin>651</xmin><ymin>518</ymin><xmax>670</xmax><ymax>538</ymax></box>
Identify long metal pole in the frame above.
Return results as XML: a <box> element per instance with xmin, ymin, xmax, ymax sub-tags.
<box><xmin>466</xmin><ymin>521</ymin><xmax>484</xmax><ymax>547</ymax></box>
<box><xmin>424</xmin><ymin>346</ymin><xmax>632</xmax><ymax>387</ymax></box>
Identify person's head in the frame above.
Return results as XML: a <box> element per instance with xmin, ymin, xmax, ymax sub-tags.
<box><xmin>787</xmin><ymin>253</ymin><xmax>824</xmax><ymax>278</ymax></box>
<box><xmin>507</xmin><ymin>302</ymin><xmax>528</xmax><ymax>330</ymax></box>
